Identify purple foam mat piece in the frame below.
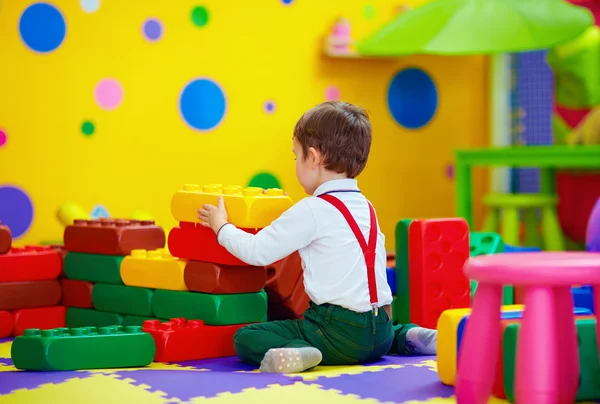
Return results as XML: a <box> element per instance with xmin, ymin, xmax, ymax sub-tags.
<box><xmin>307</xmin><ymin>362</ymin><xmax>453</xmax><ymax>402</ymax></box>
<box><xmin>111</xmin><ymin>369</ymin><xmax>303</xmax><ymax>400</ymax></box>
<box><xmin>174</xmin><ymin>355</ymin><xmax>256</xmax><ymax>372</ymax></box>
<box><xmin>0</xmin><ymin>370</ymin><xmax>91</xmax><ymax>395</ymax></box>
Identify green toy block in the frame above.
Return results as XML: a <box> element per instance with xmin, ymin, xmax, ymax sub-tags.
<box><xmin>469</xmin><ymin>232</ymin><xmax>513</xmax><ymax>305</ymax></box>
<box><xmin>66</xmin><ymin>308</ymin><xmax>124</xmax><ymax>328</ymax></box>
<box><xmin>64</xmin><ymin>252</ymin><xmax>124</xmax><ymax>284</ymax></box>
<box><xmin>503</xmin><ymin>318</ymin><xmax>600</xmax><ymax>402</ymax></box>
<box><xmin>11</xmin><ymin>325</ymin><xmax>155</xmax><ymax>370</ymax></box>
<box><xmin>92</xmin><ymin>284</ymin><xmax>153</xmax><ymax>317</ymax></box>
<box><xmin>123</xmin><ymin>315</ymin><xmax>165</xmax><ymax>327</ymax></box>
<box><xmin>394</xmin><ymin>219</ymin><xmax>412</xmax><ymax>325</ymax></box>
<box><xmin>151</xmin><ymin>289</ymin><xmax>267</xmax><ymax>325</ymax></box>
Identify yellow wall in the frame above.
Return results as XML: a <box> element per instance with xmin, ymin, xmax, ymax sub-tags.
<box><xmin>0</xmin><ymin>0</ymin><xmax>488</xmax><ymax>249</ymax></box>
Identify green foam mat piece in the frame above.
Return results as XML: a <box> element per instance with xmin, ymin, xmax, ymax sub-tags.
<box><xmin>92</xmin><ymin>284</ymin><xmax>153</xmax><ymax>317</ymax></box>
<box><xmin>64</xmin><ymin>252</ymin><xmax>124</xmax><ymax>284</ymax></box>
<box><xmin>151</xmin><ymin>289</ymin><xmax>267</xmax><ymax>325</ymax></box>
<box><xmin>11</xmin><ymin>325</ymin><xmax>155</xmax><ymax>370</ymax></box>
<box><xmin>394</xmin><ymin>219</ymin><xmax>412</xmax><ymax>325</ymax></box>
<box><xmin>66</xmin><ymin>308</ymin><xmax>124</xmax><ymax>328</ymax></box>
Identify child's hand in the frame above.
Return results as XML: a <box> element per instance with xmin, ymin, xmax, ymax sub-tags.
<box><xmin>197</xmin><ymin>196</ymin><xmax>229</xmax><ymax>233</ymax></box>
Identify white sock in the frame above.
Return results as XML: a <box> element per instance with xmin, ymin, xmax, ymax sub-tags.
<box><xmin>405</xmin><ymin>327</ymin><xmax>437</xmax><ymax>355</ymax></box>
<box><xmin>259</xmin><ymin>347</ymin><xmax>322</xmax><ymax>373</ymax></box>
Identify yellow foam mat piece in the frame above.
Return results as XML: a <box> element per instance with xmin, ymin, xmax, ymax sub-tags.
<box><xmin>436</xmin><ymin>304</ymin><xmax>523</xmax><ymax>386</ymax></box>
<box><xmin>121</xmin><ymin>249</ymin><xmax>188</xmax><ymax>291</ymax></box>
<box><xmin>171</xmin><ymin>184</ymin><xmax>293</xmax><ymax>228</ymax></box>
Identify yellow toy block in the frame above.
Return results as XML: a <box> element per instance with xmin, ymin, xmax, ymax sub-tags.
<box><xmin>120</xmin><ymin>249</ymin><xmax>188</xmax><ymax>291</ymax></box>
<box><xmin>437</xmin><ymin>304</ymin><xmax>523</xmax><ymax>386</ymax></box>
<box><xmin>171</xmin><ymin>184</ymin><xmax>294</xmax><ymax>228</ymax></box>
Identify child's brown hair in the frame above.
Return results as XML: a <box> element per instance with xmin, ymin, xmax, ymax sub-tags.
<box><xmin>293</xmin><ymin>101</ymin><xmax>372</xmax><ymax>178</ymax></box>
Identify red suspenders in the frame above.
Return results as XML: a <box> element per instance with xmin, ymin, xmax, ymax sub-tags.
<box><xmin>318</xmin><ymin>193</ymin><xmax>379</xmax><ymax>314</ymax></box>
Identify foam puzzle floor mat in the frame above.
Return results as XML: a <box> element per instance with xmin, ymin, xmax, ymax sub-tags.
<box><xmin>0</xmin><ymin>337</ymin><xmax>591</xmax><ymax>404</ymax></box>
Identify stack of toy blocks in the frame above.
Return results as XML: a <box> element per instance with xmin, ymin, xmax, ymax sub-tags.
<box><xmin>0</xmin><ymin>222</ymin><xmax>66</xmax><ymax>337</ymax></box>
<box><xmin>63</xmin><ymin>218</ymin><xmax>167</xmax><ymax>327</ymax></box>
<box><xmin>134</xmin><ymin>184</ymin><xmax>289</xmax><ymax>362</ymax></box>
<box><xmin>437</xmin><ymin>306</ymin><xmax>600</xmax><ymax>402</ymax></box>
<box><xmin>392</xmin><ymin>218</ymin><xmax>471</xmax><ymax>328</ymax></box>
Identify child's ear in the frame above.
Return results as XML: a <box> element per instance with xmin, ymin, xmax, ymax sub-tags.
<box><xmin>308</xmin><ymin>147</ymin><xmax>321</xmax><ymax>169</ymax></box>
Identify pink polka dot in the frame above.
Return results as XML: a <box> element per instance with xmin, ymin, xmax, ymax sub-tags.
<box><xmin>0</xmin><ymin>130</ymin><xmax>6</xmax><ymax>148</ymax></box>
<box><xmin>94</xmin><ymin>78</ymin><xmax>124</xmax><ymax>110</ymax></box>
<box><xmin>325</xmin><ymin>86</ymin><xmax>341</xmax><ymax>101</ymax></box>
<box><xmin>445</xmin><ymin>163</ymin><xmax>454</xmax><ymax>179</ymax></box>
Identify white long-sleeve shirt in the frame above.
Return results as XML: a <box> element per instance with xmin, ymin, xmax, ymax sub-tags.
<box><xmin>217</xmin><ymin>178</ymin><xmax>393</xmax><ymax>313</ymax></box>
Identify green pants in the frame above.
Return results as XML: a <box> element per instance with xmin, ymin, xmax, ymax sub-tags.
<box><xmin>234</xmin><ymin>302</ymin><xmax>418</xmax><ymax>366</ymax></box>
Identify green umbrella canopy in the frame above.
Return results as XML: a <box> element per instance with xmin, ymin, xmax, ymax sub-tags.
<box><xmin>357</xmin><ymin>0</ymin><xmax>594</xmax><ymax>56</ymax></box>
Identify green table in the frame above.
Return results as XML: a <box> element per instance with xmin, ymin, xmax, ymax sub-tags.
<box><xmin>455</xmin><ymin>145</ymin><xmax>600</xmax><ymax>227</ymax></box>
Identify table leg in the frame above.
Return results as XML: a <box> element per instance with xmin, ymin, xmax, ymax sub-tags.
<box><xmin>516</xmin><ymin>286</ymin><xmax>558</xmax><ymax>404</ymax></box>
<box><xmin>455</xmin><ymin>283</ymin><xmax>502</xmax><ymax>404</ymax></box>
<box><xmin>455</xmin><ymin>161</ymin><xmax>473</xmax><ymax>228</ymax></box>
<box><xmin>595</xmin><ymin>285</ymin><xmax>600</xmax><ymax>375</ymax></box>
<box><xmin>540</xmin><ymin>168</ymin><xmax>556</xmax><ymax>195</ymax></box>
<box><xmin>555</xmin><ymin>286</ymin><xmax>579</xmax><ymax>404</ymax></box>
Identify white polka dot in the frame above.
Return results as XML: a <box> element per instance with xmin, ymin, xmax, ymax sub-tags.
<box><xmin>279</xmin><ymin>366</ymin><xmax>283</xmax><ymax>370</ymax></box>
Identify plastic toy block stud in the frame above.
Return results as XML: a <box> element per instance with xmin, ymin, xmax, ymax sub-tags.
<box><xmin>151</xmin><ymin>289</ymin><xmax>267</xmax><ymax>326</ymax></box>
<box><xmin>120</xmin><ymin>249</ymin><xmax>188</xmax><ymax>291</ymax></box>
<box><xmin>60</xmin><ymin>279</ymin><xmax>94</xmax><ymax>308</ymax></box>
<box><xmin>0</xmin><ymin>222</ymin><xmax>11</xmax><ymax>254</ymax></box>
<box><xmin>264</xmin><ymin>251</ymin><xmax>303</xmax><ymax>303</ymax></box>
<box><xmin>64</xmin><ymin>218</ymin><xmax>166</xmax><ymax>255</ymax></box>
<box><xmin>0</xmin><ymin>246</ymin><xmax>62</xmax><ymax>282</ymax></box>
<box><xmin>92</xmin><ymin>284</ymin><xmax>153</xmax><ymax>317</ymax></box>
<box><xmin>171</xmin><ymin>184</ymin><xmax>293</xmax><ymax>229</ymax></box>
<box><xmin>0</xmin><ymin>310</ymin><xmax>13</xmax><ymax>338</ymax></box>
<box><xmin>13</xmin><ymin>306</ymin><xmax>66</xmax><ymax>336</ymax></box>
<box><xmin>168</xmin><ymin>222</ymin><xmax>258</xmax><ymax>266</ymax></box>
<box><xmin>394</xmin><ymin>219</ymin><xmax>412</xmax><ymax>325</ymax></box>
<box><xmin>64</xmin><ymin>252</ymin><xmax>124</xmax><ymax>285</ymax></box>
<box><xmin>268</xmin><ymin>272</ymin><xmax>310</xmax><ymax>320</ymax></box>
<box><xmin>0</xmin><ymin>280</ymin><xmax>62</xmax><ymax>311</ymax></box>
<box><xmin>184</xmin><ymin>261</ymin><xmax>266</xmax><ymax>294</ymax></box>
<box><xmin>11</xmin><ymin>325</ymin><xmax>156</xmax><ymax>370</ymax></box>
<box><xmin>409</xmin><ymin>218</ymin><xmax>470</xmax><ymax>329</ymax></box>
<box><xmin>66</xmin><ymin>308</ymin><xmax>124</xmax><ymax>328</ymax></box>
<box><xmin>143</xmin><ymin>318</ymin><xmax>249</xmax><ymax>362</ymax></box>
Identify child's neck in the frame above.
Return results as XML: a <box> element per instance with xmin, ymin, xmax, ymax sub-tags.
<box><xmin>317</xmin><ymin>171</ymin><xmax>351</xmax><ymax>187</ymax></box>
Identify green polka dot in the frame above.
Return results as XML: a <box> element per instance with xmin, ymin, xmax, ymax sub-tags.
<box><xmin>248</xmin><ymin>172</ymin><xmax>282</xmax><ymax>190</ymax></box>
<box><xmin>191</xmin><ymin>6</ymin><xmax>209</xmax><ymax>27</ymax></box>
<box><xmin>81</xmin><ymin>121</ymin><xmax>95</xmax><ymax>136</ymax></box>
<box><xmin>363</xmin><ymin>4</ymin><xmax>376</xmax><ymax>20</ymax></box>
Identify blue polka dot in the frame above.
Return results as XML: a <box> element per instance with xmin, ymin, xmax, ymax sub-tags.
<box><xmin>387</xmin><ymin>68</ymin><xmax>438</xmax><ymax>129</ymax></box>
<box><xmin>0</xmin><ymin>185</ymin><xmax>34</xmax><ymax>239</ymax></box>
<box><xmin>90</xmin><ymin>204</ymin><xmax>110</xmax><ymax>219</ymax></box>
<box><xmin>281</xmin><ymin>0</ymin><xmax>294</xmax><ymax>4</ymax></box>
<box><xmin>179</xmin><ymin>78</ymin><xmax>227</xmax><ymax>131</ymax></box>
<box><xmin>19</xmin><ymin>3</ymin><xmax>66</xmax><ymax>53</ymax></box>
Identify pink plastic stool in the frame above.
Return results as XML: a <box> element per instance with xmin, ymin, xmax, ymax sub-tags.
<box><xmin>455</xmin><ymin>252</ymin><xmax>600</xmax><ymax>404</ymax></box>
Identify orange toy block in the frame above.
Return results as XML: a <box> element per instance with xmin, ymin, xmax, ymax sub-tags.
<box><xmin>264</xmin><ymin>252</ymin><xmax>303</xmax><ymax>303</ymax></box>
<box><xmin>0</xmin><ymin>222</ymin><xmax>11</xmax><ymax>254</ymax></box>
<box><xmin>408</xmin><ymin>218</ymin><xmax>470</xmax><ymax>329</ymax></box>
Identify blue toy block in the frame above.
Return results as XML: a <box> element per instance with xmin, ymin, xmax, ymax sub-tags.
<box><xmin>503</xmin><ymin>244</ymin><xmax>542</xmax><ymax>253</ymax></box>
<box><xmin>456</xmin><ymin>307</ymin><xmax>591</xmax><ymax>355</ymax></box>
<box><xmin>386</xmin><ymin>267</ymin><xmax>396</xmax><ymax>295</ymax></box>
<box><xmin>573</xmin><ymin>286</ymin><xmax>595</xmax><ymax>313</ymax></box>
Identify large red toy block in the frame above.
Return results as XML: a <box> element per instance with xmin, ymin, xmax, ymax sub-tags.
<box><xmin>61</xmin><ymin>279</ymin><xmax>94</xmax><ymax>308</ymax></box>
<box><xmin>12</xmin><ymin>306</ymin><xmax>66</xmax><ymax>336</ymax></box>
<box><xmin>184</xmin><ymin>261</ymin><xmax>266</xmax><ymax>294</ymax></box>
<box><xmin>268</xmin><ymin>272</ymin><xmax>310</xmax><ymax>320</ymax></box>
<box><xmin>0</xmin><ymin>246</ymin><xmax>62</xmax><ymax>282</ymax></box>
<box><xmin>64</xmin><ymin>218</ymin><xmax>166</xmax><ymax>255</ymax></box>
<box><xmin>48</xmin><ymin>244</ymin><xmax>67</xmax><ymax>277</ymax></box>
<box><xmin>0</xmin><ymin>222</ymin><xmax>11</xmax><ymax>254</ymax></box>
<box><xmin>0</xmin><ymin>311</ymin><xmax>13</xmax><ymax>337</ymax></box>
<box><xmin>264</xmin><ymin>251</ymin><xmax>303</xmax><ymax>303</ymax></box>
<box><xmin>168</xmin><ymin>222</ymin><xmax>258</xmax><ymax>266</ymax></box>
<box><xmin>408</xmin><ymin>218</ymin><xmax>470</xmax><ymax>329</ymax></box>
<box><xmin>142</xmin><ymin>318</ymin><xmax>248</xmax><ymax>362</ymax></box>
<box><xmin>0</xmin><ymin>280</ymin><xmax>62</xmax><ymax>311</ymax></box>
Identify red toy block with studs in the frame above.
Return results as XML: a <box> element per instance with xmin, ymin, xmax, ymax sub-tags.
<box><xmin>264</xmin><ymin>251</ymin><xmax>303</xmax><ymax>303</ymax></box>
<box><xmin>61</xmin><ymin>279</ymin><xmax>94</xmax><ymax>308</ymax></box>
<box><xmin>64</xmin><ymin>218</ymin><xmax>166</xmax><ymax>255</ymax></box>
<box><xmin>0</xmin><ymin>280</ymin><xmax>62</xmax><ymax>311</ymax></box>
<box><xmin>168</xmin><ymin>222</ymin><xmax>258</xmax><ymax>266</ymax></box>
<box><xmin>0</xmin><ymin>311</ymin><xmax>13</xmax><ymax>337</ymax></box>
<box><xmin>142</xmin><ymin>318</ymin><xmax>249</xmax><ymax>362</ymax></box>
<box><xmin>0</xmin><ymin>246</ymin><xmax>62</xmax><ymax>282</ymax></box>
<box><xmin>12</xmin><ymin>306</ymin><xmax>66</xmax><ymax>336</ymax></box>
<box><xmin>408</xmin><ymin>218</ymin><xmax>470</xmax><ymax>329</ymax></box>
<box><xmin>184</xmin><ymin>261</ymin><xmax>266</xmax><ymax>294</ymax></box>
<box><xmin>0</xmin><ymin>222</ymin><xmax>11</xmax><ymax>254</ymax></box>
